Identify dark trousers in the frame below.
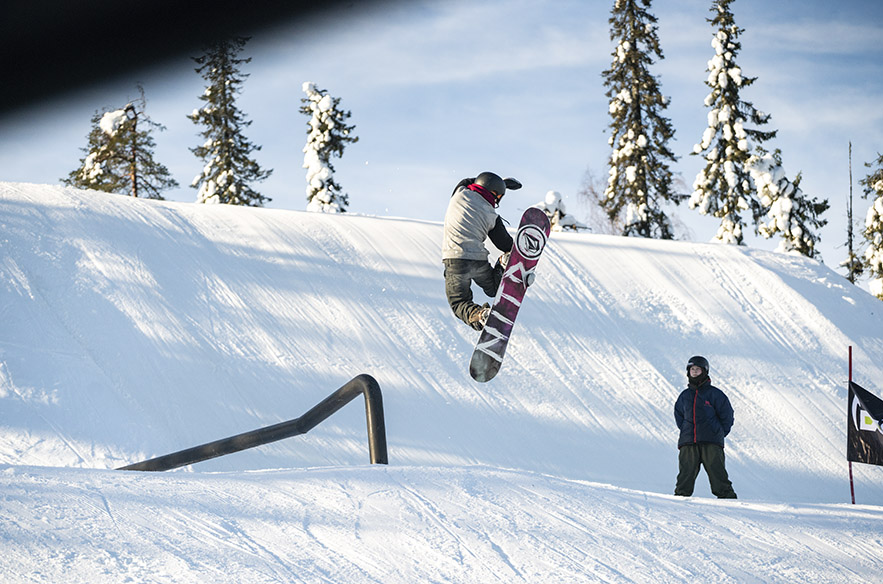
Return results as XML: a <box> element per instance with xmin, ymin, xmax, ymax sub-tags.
<box><xmin>675</xmin><ymin>443</ymin><xmax>737</xmax><ymax>499</ymax></box>
<box><xmin>443</xmin><ymin>259</ymin><xmax>502</xmax><ymax>329</ymax></box>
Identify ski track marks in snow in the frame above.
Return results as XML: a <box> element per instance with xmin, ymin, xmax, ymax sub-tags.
<box><xmin>3</xmin><ymin>186</ymin><xmax>883</xmax><ymax>480</ymax></box>
<box><xmin>3</xmin><ymin>184</ymin><xmax>883</xmax><ymax>582</ymax></box>
<box><xmin>3</xmin><ymin>184</ymin><xmax>883</xmax><ymax>498</ymax></box>
<box><xmin>2</xmin><ymin>465</ymin><xmax>882</xmax><ymax>584</ymax></box>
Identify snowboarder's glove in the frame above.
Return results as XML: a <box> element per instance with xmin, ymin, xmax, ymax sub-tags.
<box><xmin>499</xmin><ymin>251</ymin><xmax>511</xmax><ymax>269</ymax></box>
<box><xmin>504</xmin><ymin>177</ymin><xmax>522</xmax><ymax>190</ymax></box>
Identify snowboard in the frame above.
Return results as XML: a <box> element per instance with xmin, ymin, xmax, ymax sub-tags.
<box><xmin>469</xmin><ymin>206</ymin><xmax>551</xmax><ymax>382</ymax></box>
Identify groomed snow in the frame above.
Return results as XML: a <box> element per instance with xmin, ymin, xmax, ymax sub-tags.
<box><xmin>1</xmin><ymin>182</ymin><xmax>882</xmax><ymax>582</ymax></box>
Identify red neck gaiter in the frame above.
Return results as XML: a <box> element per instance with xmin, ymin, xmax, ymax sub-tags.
<box><xmin>467</xmin><ymin>183</ymin><xmax>500</xmax><ymax>207</ymax></box>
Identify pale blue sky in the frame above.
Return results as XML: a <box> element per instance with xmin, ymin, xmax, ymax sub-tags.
<box><xmin>1</xmin><ymin>0</ymin><xmax>881</xmax><ymax>275</ymax></box>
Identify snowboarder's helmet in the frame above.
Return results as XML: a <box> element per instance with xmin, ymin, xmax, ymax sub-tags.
<box><xmin>687</xmin><ymin>355</ymin><xmax>709</xmax><ymax>375</ymax></box>
<box><xmin>475</xmin><ymin>172</ymin><xmax>507</xmax><ymax>203</ymax></box>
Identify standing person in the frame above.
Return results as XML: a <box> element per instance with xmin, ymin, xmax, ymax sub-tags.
<box><xmin>674</xmin><ymin>355</ymin><xmax>738</xmax><ymax>499</ymax></box>
<box><xmin>442</xmin><ymin>172</ymin><xmax>521</xmax><ymax>330</ymax></box>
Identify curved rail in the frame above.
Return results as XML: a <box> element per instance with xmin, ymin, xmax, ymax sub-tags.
<box><xmin>118</xmin><ymin>374</ymin><xmax>387</xmax><ymax>471</ymax></box>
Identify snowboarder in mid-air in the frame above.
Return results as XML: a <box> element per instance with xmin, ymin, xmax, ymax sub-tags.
<box><xmin>442</xmin><ymin>172</ymin><xmax>521</xmax><ymax>330</ymax></box>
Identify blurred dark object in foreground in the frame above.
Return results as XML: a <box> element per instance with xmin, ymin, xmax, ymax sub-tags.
<box><xmin>1</xmin><ymin>0</ymin><xmax>388</xmax><ymax>117</ymax></box>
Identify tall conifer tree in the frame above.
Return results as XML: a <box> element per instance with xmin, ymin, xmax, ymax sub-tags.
<box><xmin>63</xmin><ymin>89</ymin><xmax>178</xmax><ymax>199</ymax></box>
<box><xmin>860</xmin><ymin>153</ymin><xmax>883</xmax><ymax>299</ymax></box>
<box><xmin>300</xmin><ymin>82</ymin><xmax>358</xmax><ymax>213</ymax></box>
<box><xmin>690</xmin><ymin>0</ymin><xmax>776</xmax><ymax>244</ymax></box>
<box><xmin>189</xmin><ymin>37</ymin><xmax>271</xmax><ymax>206</ymax></box>
<box><xmin>602</xmin><ymin>0</ymin><xmax>678</xmax><ymax>239</ymax></box>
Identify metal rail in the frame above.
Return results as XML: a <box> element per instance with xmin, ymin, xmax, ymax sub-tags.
<box><xmin>117</xmin><ymin>374</ymin><xmax>388</xmax><ymax>471</ymax></box>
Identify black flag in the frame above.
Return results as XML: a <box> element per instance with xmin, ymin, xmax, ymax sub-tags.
<box><xmin>847</xmin><ymin>381</ymin><xmax>883</xmax><ymax>466</ymax></box>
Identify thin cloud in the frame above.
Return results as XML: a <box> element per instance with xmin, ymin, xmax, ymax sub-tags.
<box><xmin>257</xmin><ymin>0</ymin><xmax>610</xmax><ymax>88</ymax></box>
<box><xmin>750</xmin><ymin>20</ymin><xmax>883</xmax><ymax>55</ymax></box>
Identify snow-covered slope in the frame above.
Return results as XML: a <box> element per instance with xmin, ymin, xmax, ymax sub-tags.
<box><xmin>3</xmin><ymin>464</ymin><xmax>881</xmax><ymax>583</ymax></box>
<box><xmin>2</xmin><ymin>183</ymin><xmax>882</xmax><ymax>582</ymax></box>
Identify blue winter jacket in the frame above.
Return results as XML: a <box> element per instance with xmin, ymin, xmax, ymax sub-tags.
<box><xmin>674</xmin><ymin>378</ymin><xmax>734</xmax><ymax>448</ymax></box>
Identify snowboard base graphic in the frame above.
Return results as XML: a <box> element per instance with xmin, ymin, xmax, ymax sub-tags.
<box><xmin>469</xmin><ymin>207</ymin><xmax>551</xmax><ymax>382</ymax></box>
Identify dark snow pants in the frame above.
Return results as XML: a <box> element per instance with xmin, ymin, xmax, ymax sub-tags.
<box><xmin>443</xmin><ymin>259</ymin><xmax>502</xmax><ymax>330</ymax></box>
<box><xmin>675</xmin><ymin>442</ymin><xmax>737</xmax><ymax>499</ymax></box>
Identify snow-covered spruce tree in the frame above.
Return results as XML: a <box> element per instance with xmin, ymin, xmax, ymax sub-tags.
<box><xmin>860</xmin><ymin>153</ymin><xmax>883</xmax><ymax>299</ymax></box>
<box><xmin>300</xmin><ymin>82</ymin><xmax>358</xmax><ymax>213</ymax></box>
<box><xmin>189</xmin><ymin>37</ymin><xmax>271</xmax><ymax>206</ymax></box>
<box><xmin>63</xmin><ymin>91</ymin><xmax>178</xmax><ymax>199</ymax></box>
<box><xmin>602</xmin><ymin>0</ymin><xmax>678</xmax><ymax>239</ymax></box>
<box><xmin>751</xmin><ymin>148</ymin><xmax>829</xmax><ymax>259</ymax></box>
<box><xmin>690</xmin><ymin>0</ymin><xmax>777</xmax><ymax>245</ymax></box>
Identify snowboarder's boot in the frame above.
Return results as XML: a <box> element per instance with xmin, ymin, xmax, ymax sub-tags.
<box><xmin>468</xmin><ymin>303</ymin><xmax>491</xmax><ymax>331</ymax></box>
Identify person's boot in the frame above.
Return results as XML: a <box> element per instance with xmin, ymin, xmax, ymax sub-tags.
<box><xmin>467</xmin><ymin>303</ymin><xmax>491</xmax><ymax>331</ymax></box>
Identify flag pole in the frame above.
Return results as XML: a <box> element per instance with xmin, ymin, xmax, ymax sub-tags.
<box><xmin>849</xmin><ymin>345</ymin><xmax>856</xmax><ymax>505</ymax></box>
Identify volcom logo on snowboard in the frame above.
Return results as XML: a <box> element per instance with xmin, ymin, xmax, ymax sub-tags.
<box><xmin>515</xmin><ymin>224</ymin><xmax>546</xmax><ymax>260</ymax></box>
